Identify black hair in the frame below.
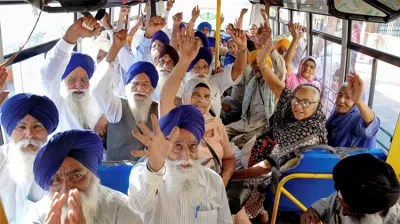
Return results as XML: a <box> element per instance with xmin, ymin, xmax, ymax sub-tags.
<box><xmin>194</xmin><ymin>83</ymin><xmax>210</xmax><ymax>90</ymax></box>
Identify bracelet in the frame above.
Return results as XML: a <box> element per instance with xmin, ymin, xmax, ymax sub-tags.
<box><xmin>237</xmin><ymin>48</ymin><xmax>248</xmax><ymax>54</ymax></box>
<box><xmin>146</xmin><ymin>161</ymin><xmax>166</xmax><ymax>176</ymax></box>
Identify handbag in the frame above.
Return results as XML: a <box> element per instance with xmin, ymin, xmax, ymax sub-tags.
<box><xmin>202</xmin><ymin>139</ymin><xmax>252</xmax><ymax>215</ymax></box>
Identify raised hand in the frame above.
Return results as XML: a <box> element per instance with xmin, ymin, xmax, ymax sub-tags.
<box><xmin>145</xmin><ymin>16</ymin><xmax>167</xmax><ymax>38</ymax></box>
<box><xmin>0</xmin><ymin>67</ymin><xmax>10</xmax><ymax>105</ymax></box>
<box><xmin>347</xmin><ymin>72</ymin><xmax>364</xmax><ymax>104</ymax></box>
<box><xmin>231</xmin><ymin>28</ymin><xmax>247</xmax><ymax>50</ymax></box>
<box><xmin>220</xmin><ymin>14</ymin><xmax>225</xmax><ymax>25</ymax></box>
<box><xmin>191</xmin><ymin>5</ymin><xmax>200</xmax><ymax>22</ymax></box>
<box><xmin>101</xmin><ymin>12</ymin><xmax>112</xmax><ymax>30</ymax></box>
<box><xmin>173</xmin><ymin>12</ymin><xmax>183</xmax><ymax>25</ymax></box>
<box><xmin>131</xmin><ymin>115</ymin><xmax>180</xmax><ymax>171</ymax></box>
<box><xmin>256</xmin><ymin>22</ymin><xmax>273</xmax><ymax>65</ymax></box>
<box><xmin>288</xmin><ymin>22</ymin><xmax>305</xmax><ymax>40</ymax></box>
<box><xmin>240</xmin><ymin>8</ymin><xmax>248</xmax><ymax>17</ymax></box>
<box><xmin>166</xmin><ymin>0</ymin><xmax>174</xmax><ymax>11</ymax></box>
<box><xmin>64</xmin><ymin>17</ymin><xmax>101</xmax><ymax>44</ymax></box>
<box><xmin>64</xmin><ymin>189</ymin><xmax>86</xmax><ymax>224</ymax></box>
<box><xmin>234</xmin><ymin>17</ymin><xmax>243</xmax><ymax>29</ymax></box>
<box><xmin>300</xmin><ymin>208</ymin><xmax>321</xmax><ymax>224</ymax></box>
<box><xmin>45</xmin><ymin>192</ymin><xmax>66</xmax><ymax>224</ymax></box>
<box><xmin>112</xmin><ymin>29</ymin><xmax>128</xmax><ymax>50</ymax></box>
<box><xmin>179</xmin><ymin>27</ymin><xmax>201</xmax><ymax>62</ymax></box>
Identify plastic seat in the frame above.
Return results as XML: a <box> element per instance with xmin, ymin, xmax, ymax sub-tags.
<box><xmin>97</xmin><ymin>161</ymin><xmax>134</xmax><ymax>195</ymax></box>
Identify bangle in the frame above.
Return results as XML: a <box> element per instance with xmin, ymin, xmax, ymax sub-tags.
<box><xmin>147</xmin><ymin>161</ymin><xmax>166</xmax><ymax>176</ymax></box>
<box><xmin>237</xmin><ymin>48</ymin><xmax>248</xmax><ymax>54</ymax></box>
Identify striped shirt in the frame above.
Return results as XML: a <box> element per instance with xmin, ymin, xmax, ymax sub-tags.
<box><xmin>129</xmin><ymin>162</ymin><xmax>233</xmax><ymax>224</ymax></box>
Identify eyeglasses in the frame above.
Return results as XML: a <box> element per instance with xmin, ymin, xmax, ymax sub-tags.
<box><xmin>291</xmin><ymin>97</ymin><xmax>318</xmax><ymax>109</ymax></box>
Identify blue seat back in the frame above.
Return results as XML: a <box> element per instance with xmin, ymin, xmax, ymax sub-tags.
<box><xmin>97</xmin><ymin>161</ymin><xmax>134</xmax><ymax>195</ymax></box>
<box><xmin>268</xmin><ymin>148</ymin><xmax>387</xmax><ymax>211</ymax></box>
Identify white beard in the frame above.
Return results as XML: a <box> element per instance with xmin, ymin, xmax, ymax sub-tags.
<box><xmin>7</xmin><ymin>138</ymin><xmax>45</xmax><ymax>184</ymax></box>
<box><xmin>61</xmin><ymin>87</ymin><xmax>100</xmax><ymax>129</ymax></box>
<box><xmin>153</xmin><ymin>69</ymin><xmax>171</xmax><ymax>101</ymax></box>
<box><xmin>125</xmin><ymin>87</ymin><xmax>153</xmax><ymax>123</ymax></box>
<box><xmin>55</xmin><ymin>175</ymin><xmax>100</xmax><ymax>224</ymax></box>
<box><xmin>164</xmin><ymin>159</ymin><xmax>204</xmax><ymax>197</ymax></box>
<box><xmin>186</xmin><ymin>72</ymin><xmax>212</xmax><ymax>83</ymax></box>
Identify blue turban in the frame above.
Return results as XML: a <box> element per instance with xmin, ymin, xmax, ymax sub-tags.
<box><xmin>187</xmin><ymin>47</ymin><xmax>213</xmax><ymax>72</ymax></box>
<box><xmin>197</xmin><ymin>22</ymin><xmax>212</xmax><ymax>34</ymax></box>
<box><xmin>179</xmin><ymin>23</ymin><xmax>185</xmax><ymax>30</ymax></box>
<box><xmin>195</xmin><ymin>31</ymin><xmax>209</xmax><ymax>48</ymax></box>
<box><xmin>125</xmin><ymin>61</ymin><xmax>159</xmax><ymax>88</ymax></box>
<box><xmin>208</xmin><ymin>37</ymin><xmax>216</xmax><ymax>48</ymax></box>
<box><xmin>33</xmin><ymin>129</ymin><xmax>103</xmax><ymax>191</ymax></box>
<box><xmin>151</xmin><ymin>30</ymin><xmax>170</xmax><ymax>47</ymax></box>
<box><xmin>159</xmin><ymin>105</ymin><xmax>205</xmax><ymax>143</ymax></box>
<box><xmin>62</xmin><ymin>52</ymin><xmax>95</xmax><ymax>80</ymax></box>
<box><xmin>0</xmin><ymin>93</ymin><xmax>59</xmax><ymax>136</ymax></box>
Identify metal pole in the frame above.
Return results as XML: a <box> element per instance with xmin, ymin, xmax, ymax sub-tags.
<box><xmin>345</xmin><ymin>20</ymin><xmax>352</xmax><ymax>74</ymax></box>
<box><xmin>215</xmin><ymin>0</ymin><xmax>222</xmax><ymax>69</ymax></box>
<box><xmin>368</xmin><ymin>58</ymin><xmax>378</xmax><ymax>108</ymax></box>
<box><xmin>277</xmin><ymin>8</ymin><xmax>280</xmax><ymax>35</ymax></box>
<box><xmin>339</xmin><ymin>19</ymin><xmax>349</xmax><ymax>87</ymax></box>
<box><xmin>307</xmin><ymin>13</ymin><xmax>313</xmax><ymax>56</ymax></box>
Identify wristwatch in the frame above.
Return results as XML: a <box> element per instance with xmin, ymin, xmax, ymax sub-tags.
<box><xmin>237</xmin><ymin>48</ymin><xmax>248</xmax><ymax>54</ymax></box>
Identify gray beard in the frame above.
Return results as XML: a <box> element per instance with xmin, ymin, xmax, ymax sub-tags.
<box><xmin>62</xmin><ymin>89</ymin><xmax>98</xmax><ymax>129</ymax></box>
<box><xmin>126</xmin><ymin>91</ymin><xmax>153</xmax><ymax>123</ymax></box>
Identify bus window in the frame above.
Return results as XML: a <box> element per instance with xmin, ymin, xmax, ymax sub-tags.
<box><xmin>292</xmin><ymin>11</ymin><xmax>307</xmax><ymax>27</ymax></box>
<box><xmin>312</xmin><ymin>14</ymin><xmax>342</xmax><ymax>38</ymax></box>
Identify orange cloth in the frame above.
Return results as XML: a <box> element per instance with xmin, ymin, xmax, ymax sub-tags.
<box><xmin>275</xmin><ymin>38</ymin><xmax>291</xmax><ymax>50</ymax></box>
<box><xmin>127</xmin><ymin>36</ymin><xmax>133</xmax><ymax>47</ymax></box>
<box><xmin>0</xmin><ymin>200</ymin><xmax>7</xmax><ymax>224</ymax></box>
<box><xmin>248</xmin><ymin>50</ymin><xmax>272</xmax><ymax>69</ymax></box>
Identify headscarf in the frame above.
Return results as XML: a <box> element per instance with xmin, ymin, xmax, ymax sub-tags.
<box><xmin>153</xmin><ymin>45</ymin><xmax>179</xmax><ymax>66</ymax></box>
<box><xmin>0</xmin><ymin>93</ymin><xmax>59</xmax><ymax>136</ymax></box>
<box><xmin>272</xmin><ymin>84</ymin><xmax>328</xmax><ymax>149</ymax></box>
<box><xmin>187</xmin><ymin>47</ymin><xmax>213</xmax><ymax>72</ymax></box>
<box><xmin>195</xmin><ymin>31</ymin><xmax>209</xmax><ymax>48</ymax></box>
<box><xmin>197</xmin><ymin>22</ymin><xmax>212</xmax><ymax>33</ymax></box>
<box><xmin>224</xmin><ymin>52</ymin><xmax>236</xmax><ymax>68</ymax></box>
<box><xmin>333</xmin><ymin>153</ymin><xmax>400</xmax><ymax>214</ymax></box>
<box><xmin>159</xmin><ymin>105</ymin><xmax>205</xmax><ymax>143</ymax></box>
<box><xmin>182</xmin><ymin>78</ymin><xmax>212</xmax><ymax>111</ymax></box>
<box><xmin>207</xmin><ymin>37</ymin><xmax>216</xmax><ymax>48</ymax></box>
<box><xmin>248</xmin><ymin>50</ymin><xmax>272</xmax><ymax>69</ymax></box>
<box><xmin>126</xmin><ymin>61</ymin><xmax>159</xmax><ymax>88</ymax></box>
<box><xmin>33</xmin><ymin>130</ymin><xmax>103</xmax><ymax>191</ymax></box>
<box><xmin>275</xmin><ymin>38</ymin><xmax>291</xmax><ymax>50</ymax></box>
<box><xmin>62</xmin><ymin>52</ymin><xmax>95</xmax><ymax>80</ymax></box>
<box><xmin>93</xmin><ymin>38</ymin><xmax>111</xmax><ymax>53</ymax></box>
<box><xmin>326</xmin><ymin>92</ymin><xmax>378</xmax><ymax>148</ymax></box>
<box><xmin>286</xmin><ymin>56</ymin><xmax>321</xmax><ymax>91</ymax></box>
<box><xmin>151</xmin><ymin>30</ymin><xmax>170</xmax><ymax>46</ymax></box>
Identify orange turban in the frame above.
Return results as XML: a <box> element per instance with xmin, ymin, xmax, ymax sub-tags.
<box><xmin>275</xmin><ymin>38</ymin><xmax>291</xmax><ymax>50</ymax></box>
<box><xmin>248</xmin><ymin>50</ymin><xmax>272</xmax><ymax>69</ymax></box>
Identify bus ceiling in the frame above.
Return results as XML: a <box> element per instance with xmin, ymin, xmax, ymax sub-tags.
<box><xmin>250</xmin><ymin>0</ymin><xmax>400</xmax><ymax>23</ymax></box>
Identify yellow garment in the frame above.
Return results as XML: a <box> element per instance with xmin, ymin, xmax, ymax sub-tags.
<box><xmin>248</xmin><ymin>50</ymin><xmax>272</xmax><ymax>69</ymax></box>
<box><xmin>127</xmin><ymin>36</ymin><xmax>133</xmax><ymax>48</ymax></box>
<box><xmin>275</xmin><ymin>38</ymin><xmax>291</xmax><ymax>50</ymax></box>
<box><xmin>0</xmin><ymin>200</ymin><xmax>7</xmax><ymax>224</ymax></box>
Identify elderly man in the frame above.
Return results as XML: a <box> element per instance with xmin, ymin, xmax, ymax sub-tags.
<box><xmin>301</xmin><ymin>153</ymin><xmax>400</xmax><ymax>224</ymax></box>
<box><xmin>91</xmin><ymin>30</ymin><xmax>159</xmax><ymax>161</ymax></box>
<box><xmin>177</xmin><ymin>28</ymin><xmax>247</xmax><ymax>117</ymax></box>
<box><xmin>197</xmin><ymin>21</ymin><xmax>212</xmax><ymax>36</ymax></box>
<box><xmin>40</xmin><ymin>17</ymin><xmax>105</xmax><ymax>136</ymax></box>
<box><xmin>0</xmin><ymin>93</ymin><xmax>59</xmax><ymax>224</ymax></box>
<box><xmin>153</xmin><ymin>44</ymin><xmax>179</xmax><ymax>101</ymax></box>
<box><xmin>26</xmin><ymin>129</ymin><xmax>142</xmax><ymax>223</ymax></box>
<box><xmin>129</xmin><ymin>105</ymin><xmax>232</xmax><ymax>223</ymax></box>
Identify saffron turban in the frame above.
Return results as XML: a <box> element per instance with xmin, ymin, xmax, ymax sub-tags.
<box><xmin>197</xmin><ymin>22</ymin><xmax>212</xmax><ymax>33</ymax></box>
<box><xmin>187</xmin><ymin>47</ymin><xmax>213</xmax><ymax>72</ymax></box>
<box><xmin>275</xmin><ymin>38</ymin><xmax>291</xmax><ymax>50</ymax></box>
<box><xmin>151</xmin><ymin>30</ymin><xmax>170</xmax><ymax>46</ymax></box>
<box><xmin>159</xmin><ymin>105</ymin><xmax>205</xmax><ymax>143</ymax></box>
<box><xmin>195</xmin><ymin>31</ymin><xmax>209</xmax><ymax>48</ymax></box>
<box><xmin>153</xmin><ymin>45</ymin><xmax>179</xmax><ymax>66</ymax></box>
<box><xmin>248</xmin><ymin>50</ymin><xmax>272</xmax><ymax>69</ymax></box>
<box><xmin>333</xmin><ymin>153</ymin><xmax>400</xmax><ymax>214</ymax></box>
<box><xmin>62</xmin><ymin>52</ymin><xmax>95</xmax><ymax>80</ymax></box>
<box><xmin>33</xmin><ymin>130</ymin><xmax>103</xmax><ymax>191</ymax></box>
<box><xmin>0</xmin><ymin>93</ymin><xmax>59</xmax><ymax>136</ymax></box>
<box><xmin>207</xmin><ymin>37</ymin><xmax>216</xmax><ymax>48</ymax></box>
<box><xmin>125</xmin><ymin>61</ymin><xmax>159</xmax><ymax>88</ymax></box>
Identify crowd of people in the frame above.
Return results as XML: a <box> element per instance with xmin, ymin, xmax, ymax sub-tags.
<box><xmin>0</xmin><ymin>1</ymin><xmax>399</xmax><ymax>224</ymax></box>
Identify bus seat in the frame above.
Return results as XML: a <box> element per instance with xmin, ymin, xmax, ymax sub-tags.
<box><xmin>97</xmin><ymin>161</ymin><xmax>134</xmax><ymax>195</ymax></box>
<box><xmin>387</xmin><ymin>115</ymin><xmax>400</xmax><ymax>181</ymax></box>
<box><xmin>267</xmin><ymin>148</ymin><xmax>387</xmax><ymax>212</ymax></box>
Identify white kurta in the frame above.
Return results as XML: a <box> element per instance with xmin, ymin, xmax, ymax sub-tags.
<box><xmin>128</xmin><ymin>162</ymin><xmax>233</xmax><ymax>224</ymax></box>
<box><xmin>0</xmin><ymin>145</ymin><xmax>46</xmax><ymax>224</ymax></box>
<box><xmin>25</xmin><ymin>185</ymin><xmax>143</xmax><ymax>224</ymax></box>
<box><xmin>40</xmin><ymin>39</ymin><xmax>103</xmax><ymax>135</ymax></box>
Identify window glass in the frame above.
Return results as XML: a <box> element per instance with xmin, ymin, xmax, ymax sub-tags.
<box><xmin>0</xmin><ymin>5</ymin><xmax>73</xmax><ymax>55</ymax></box>
<box><xmin>279</xmin><ymin>8</ymin><xmax>289</xmax><ymax>21</ymax></box>
<box><xmin>292</xmin><ymin>11</ymin><xmax>307</xmax><ymax>27</ymax></box>
<box><xmin>312</xmin><ymin>14</ymin><xmax>342</xmax><ymax>38</ymax></box>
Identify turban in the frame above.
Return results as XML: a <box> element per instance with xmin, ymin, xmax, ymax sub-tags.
<box><xmin>197</xmin><ymin>22</ymin><xmax>212</xmax><ymax>33</ymax></box>
<box><xmin>159</xmin><ymin>105</ymin><xmax>205</xmax><ymax>143</ymax></box>
<box><xmin>153</xmin><ymin>45</ymin><xmax>179</xmax><ymax>66</ymax></box>
<box><xmin>126</xmin><ymin>61</ymin><xmax>159</xmax><ymax>88</ymax></box>
<box><xmin>333</xmin><ymin>153</ymin><xmax>400</xmax><ymax>214</ymax></box>
<box><xmin>207</xmin><ymin>37</ymin><xmax>216</xmax><ymax>48</ymax></box>
<box><xmin>248</xmin><ymin>50</ymin><xmax>272</xmax><ymax>69</ymax></box>
<box><xmin>195</xmin><ymin>31</ymin><xmax>209</xmax><ymax>48</ymax></box>
<box><xmin>187</xmin><ymin>47</ymin><xmax>213</xmax><ymax>72</ymax></box>
<box><xmin>33</xmin><ymin>130</ymin><xmax>103</xmax><ymax>191</ymax></box>
<box><xmin>0</xmin><ymin>93</ymin><xmax>59</xmax><ymax>136</ymax></box>
<box><xmin>62</xmin><ymin>52</ymin><xmax>95</xmax><ymax>80</ymax></box>
<box><xmin>275</xmin><ymin>38</ymin><xmax>291</xmax><ymax>50</ymax></box>
<box><xmin>93</xmin><ymin>38</ymin><xmax>111</xmax><ymax>53</ymax></box>
<box><xmin>151</xmin><ymin>30</ymin><xmax>170</xmax><ymax>47</ymax></box>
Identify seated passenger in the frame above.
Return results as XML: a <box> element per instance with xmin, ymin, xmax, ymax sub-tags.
<box><xmin>197</xmin><ymin>21</ymin><xmax>212</xmax><ymax>36</ymax></box>
<box><xmin>326</xmin><ymin>73</ymin><xmax>380</xmax><ymax>148</ymax></box>
<box><xmin>0</xmin><ymin>93</ymin><xmax>59</xmax><ymax>224</ymax></box>
<box><xmin>247</xmin><ymin>24</ymin><xmax>258</xmax><ymax>43</ymax></box>
<box><xmin>91</xmin><ymin>30</ymin><xmax>159</xmax><ymax>161</ymax></box>
<box><xmin>195</xmin><ymin>31</ymin><xmax>209</xmax><ymax>48</ymax></box>
<box><xmin>150</xmin><ymin>30</ymin><xmax>170</xmax><ymax>60</ymax></box>
<box><xmin>92</xmin><ymin>37</ymin><xmax>111</xmax><ymax>64</ymax></box>
<box><xmin>275</xmin><ymin>38</ymin><xmax>290</xmax><ymax>57</ymax></box>
<box><xmin>232</xmin><ymin>22</ymin><xmax>328</xmax><ymax>223</ymax></box>
<box><xmin>40</xmin><ymin>17</ymin><xmax>105</xmax><ymax>135</ymax></box>
<box><xmin>28</xmin><ymin>130</ymin><xmax>142</xmax><ymax>223</ymax></box>
<box><xmin>129</xmin><ymin>105</ymin><xmax>232</xmax><ymax>223</ymax></box>
<box><xmin>153</xmin><ymin>45</ymin><xmax>179</xmax><ymax>101</ymax></box>
<box><xmin>159</xmin><ymin>28</ymin><xmax>236</xmax><ymax>186</ymax></box>
<box><xmin>224</xmin><ymin>39</ymin><xmax>238</xmax><ymax>67</ymax></box>
<box><xmin>135</xmin><ymin>16</ymin><xmax>167</xmax><ymax>62</ymax></box>
<box><xmin>301</xmin><ymin>153</ymin><xmax>400</xmax><ymax>224</ymax></box>
<box><xmin>177</xmin><ymin>28</ymin><xmax>247</xmax><ymax>117</ymax></box>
